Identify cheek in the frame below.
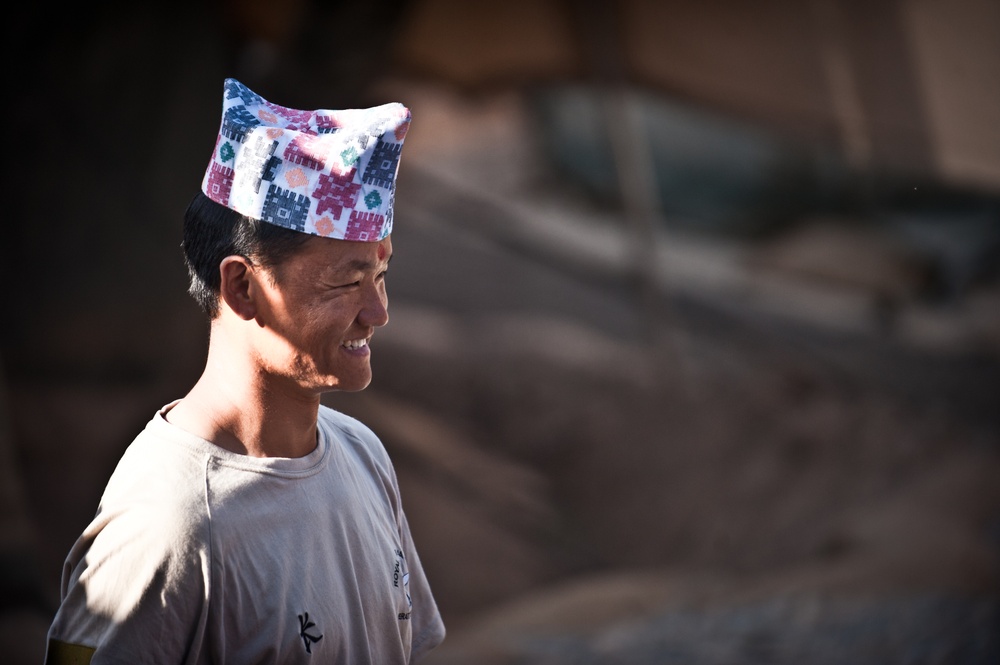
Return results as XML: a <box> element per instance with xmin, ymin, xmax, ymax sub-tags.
<box><xmin>291</xmin><ymin>308</ymin><xmax>336</xmax><ymax>348</ymax></box>
<box><xmin>316</xmin><ymin>299</ymin><xmax>359</xmax><ymax>333</ymax></box>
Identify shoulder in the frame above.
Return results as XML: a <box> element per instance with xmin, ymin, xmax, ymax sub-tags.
<box><xmin>319</xmin><ymin>404</ymin><xmax>389</xmax><ymax>458</ymax></box>
<box><xmin>103</xmin><ymin>421</ymin><xmax>211</xmax><ymax>514</ymax></box>
<box><xmin>318</xmin><ymin>404</ymin><xmax>399</xmax><ymax>492</ymax></box>
<box><xmin>318</xmin><ymin>403</ymin><xmax>376</xmax><ymax>435</ymax></box>
<box><xmin>53</xmin><ymin>419</ymin><xmax>213</xmax><ymax>648</ymax></box>
<box><xmin>88</xmin><ymin>420</ymin><xmax>214</xmax><ymax>562</ymax></box>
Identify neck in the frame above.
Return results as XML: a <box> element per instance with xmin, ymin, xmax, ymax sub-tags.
<box><xmin>166</xmin><ymin>322</ymin><xmax>322</xmax><ymax>458</ymax></box>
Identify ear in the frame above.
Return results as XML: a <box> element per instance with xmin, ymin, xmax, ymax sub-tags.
<box><xmin>218</xmin><ymin>256</ymin><xmax>259</xmax><ymax>320</ymax></box>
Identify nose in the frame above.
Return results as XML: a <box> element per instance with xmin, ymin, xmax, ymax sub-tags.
<box><xmin>358</xmin><ymin>281</ymin><xmax>389</xmax><ymax>328</ymax></box>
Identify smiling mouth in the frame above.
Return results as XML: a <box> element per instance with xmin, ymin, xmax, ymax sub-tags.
<box><xmin>342</xmin><ymin>338</ymin><xmax>369</xmax><ymax>350</ymax></box>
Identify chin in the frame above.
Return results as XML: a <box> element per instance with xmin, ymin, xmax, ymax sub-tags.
<box><xmin>334</xmin><ymin>380</ymin><xmax>372</xmax><ymax>393</ymax></box>
<box><xmin>318</xmin><ymin>373</ymin><xmax>372</xmax><ymax>394</ymax></box>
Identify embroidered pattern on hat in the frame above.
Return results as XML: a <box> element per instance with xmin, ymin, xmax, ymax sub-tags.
<box><xmin>262</xmin><ymin>185</ymin><xmax>310</xmax><ymax>231</ymax></box>
<box><xmin>206</xmin><ymin>159</ymin><xmax>235</xmax><ymax>202</ymax></box>
<box><xmin>285</xmin><ymin>134</ymin><xmax>336</xmax><ymax>171</ymax></box>
<box><xmin>201</xmin><ymin>78</ymin><xmax>411</xmax><ymax>241</ymax></box>
<box><xmin>316</xmin><ymin>114</ymin><xmax>341</xmax><ymax>133</ymax></box>
<box><xmin>222</xmin><ymin>106</ymin><xmax>260</xmax><ymax>143</ymax></box>
<box><xmin>347</xmin><ymin>211</ymin><xmax>385</xmax><ymax>241</ymax></box>
<box><xmin>227</xmin><ymin>78</ymin><xmax>262</xmax><ymax>105</ymax></box>
<box><xmin>315</xmin><ymin>169</ymin><xmax>361</xmax><ymax>220</ymax></box>
<box><xmin>234</xmin><ymin>135</ymin><xmax>280</xmax><ymax>195</ymax></box>
<box><xmin>363</xmin><ymin>140</ymin><xmax>402</xmax><ymax>188</ymax></box>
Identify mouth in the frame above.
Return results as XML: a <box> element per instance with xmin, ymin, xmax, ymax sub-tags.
<box><xmin>342</xmin><ymin>337</ymin><xmax>370</xmax><ymax>351</ymax></box>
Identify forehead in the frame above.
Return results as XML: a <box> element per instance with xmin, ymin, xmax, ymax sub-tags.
<box><xmin>291</xmin><ymin>235</ymin><xmax>392</xmax><ymax>277</ymax></box>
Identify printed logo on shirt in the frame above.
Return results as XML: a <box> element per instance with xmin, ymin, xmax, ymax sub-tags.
<box><xmin>297</xmin><ymin>612</ymin><xmax>323</xmax><ymax>653</ymax></box>
<box><xmin>392</xmin><ymin>547</ymin><xmax>412</xmax><ymax>620</ymax></box>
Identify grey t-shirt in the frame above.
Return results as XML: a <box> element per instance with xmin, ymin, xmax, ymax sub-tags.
<box><xmin>46</xmin><ymin>403</ymin><xmax>445</xmax><ymax>664</ymax></box>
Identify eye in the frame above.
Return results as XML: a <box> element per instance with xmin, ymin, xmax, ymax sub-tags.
<box><xmin>326</xmin><ymin>280</ymin><xmax>360</xmax><ymax>290</ymax></box>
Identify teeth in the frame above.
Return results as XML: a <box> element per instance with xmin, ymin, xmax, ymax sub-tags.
<box><xmin>343</xmin><ymin>339</ymin><xmax>368</xmax><ymax>349</ymax></box>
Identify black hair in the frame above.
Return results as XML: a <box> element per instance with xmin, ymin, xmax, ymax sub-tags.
<box><xmin>182</xmin><ymin>192</ymin><xmax>311</xmax><ymax>318</ymax></box>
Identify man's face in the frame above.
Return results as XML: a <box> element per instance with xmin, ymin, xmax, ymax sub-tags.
<box><xmin>252</xmin><ymin>234</ymin><xmax>391</xmax><ymax>394</ymax></box>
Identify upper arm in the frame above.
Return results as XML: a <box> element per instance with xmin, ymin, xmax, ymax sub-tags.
<box><xmin>48</xmin><ymin>483</ymin><xmax>213</xmax><ymax>663</ymax></box>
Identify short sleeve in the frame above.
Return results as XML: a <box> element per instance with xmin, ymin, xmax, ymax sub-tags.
<box><xmin>398</xmin><ymin>508</ymin><xmax>446</xmax><ymax>661</ymax></box>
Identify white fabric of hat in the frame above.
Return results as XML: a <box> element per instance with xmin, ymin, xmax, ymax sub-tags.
<box><xmin>201</xmin><ymin>78</ymin><xmax>411</xmax><ymax>241</ymax></box>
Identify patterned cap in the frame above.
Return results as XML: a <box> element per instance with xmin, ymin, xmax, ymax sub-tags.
<box><xmin>201</xmin><ymin>78</ymin><xmax>411</xmax><ymax>241</ymax></box>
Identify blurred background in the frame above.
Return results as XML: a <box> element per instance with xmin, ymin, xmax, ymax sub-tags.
<box><xmin>3</xmin><ymin>0</ymin><xmax>999</xmax><ymax>662</ymax></box>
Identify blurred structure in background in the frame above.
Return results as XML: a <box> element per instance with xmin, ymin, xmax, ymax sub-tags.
<box><xmin>4</xmin><ymin>0</ymin><xmax>999</xmax><ymax>663</ymax></box>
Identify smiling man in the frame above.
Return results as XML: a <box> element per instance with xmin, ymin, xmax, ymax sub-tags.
<box><xmin>44</xmin><ymin>79</ymin><xmax>445</xmax><ymax>664</ymax></box>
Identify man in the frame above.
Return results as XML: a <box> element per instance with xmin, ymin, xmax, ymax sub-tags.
<box><xmin>45</xmin><ymin>78</ymin><xmax>445</xmax><ymax>664</ymax></box>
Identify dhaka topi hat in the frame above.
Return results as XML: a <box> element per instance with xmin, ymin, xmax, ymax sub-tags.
<box><xmin>201</xmin><ymin>78</ymin><xmax>411</xmax><ymax>242</ymax></box>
